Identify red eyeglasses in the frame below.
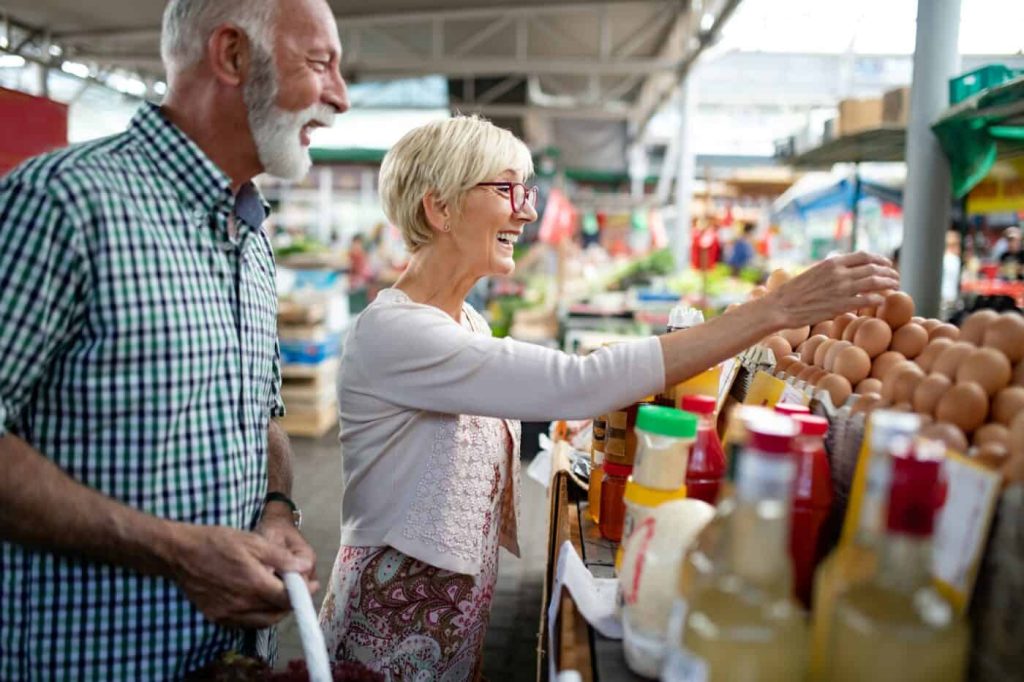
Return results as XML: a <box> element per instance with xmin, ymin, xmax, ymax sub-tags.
<box><xmin>475</xmin><ymin>182</ymin><xmax>539</xmax><ymax>214</ymax></box>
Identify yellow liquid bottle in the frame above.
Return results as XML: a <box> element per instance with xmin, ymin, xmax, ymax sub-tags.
<box><xmin>826</xmin><ymin>448</ymin><xmax>969</xmax><ymax>682</ymax></box>
<box><xmin>664</xmin><ymin>414</ymin><xmax>808</xmax><ymax>682</ymax></box>
<box><xmin>808</xmin><ymin>410</ymin><xmax>921</xmax><ymax>680</ymax></box>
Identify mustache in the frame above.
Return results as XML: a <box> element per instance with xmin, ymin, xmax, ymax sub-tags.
<box><xmin>299</xmin><ymin>103</ymin><xmax>338</xmax><ymax>129</ymax></box>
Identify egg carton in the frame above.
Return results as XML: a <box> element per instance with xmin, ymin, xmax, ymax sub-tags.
<box><xmin>826</xmin><ymin>408</ymin><xmax>866</xmax><ymax>503</ymax></box>
<box><xmin>729</xmin><ymin>345</ymin><xmax>778</xmax><ymax>403</ymax></box>
<box><xmin>969</xmin><ymin>485</ymin><xmax>1024</xmax><ymax>682</ymax></box>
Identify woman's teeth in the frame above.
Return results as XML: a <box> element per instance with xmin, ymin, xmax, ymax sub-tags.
<box><xmin>497</xmin><ymin>233</ymin><xmax>519</xmax><ymax>245</ymax></box>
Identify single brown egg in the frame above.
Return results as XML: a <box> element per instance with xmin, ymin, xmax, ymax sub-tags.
<box><xmin>780</xmin><ymin>326</ymin><xmax>811</xmax><ymax>349</ymax></box>
<box><xmin>814</xmin><ymin>339</ymin><xmax>837</xmax><ymax>368</ymax></box>
<box><xmin>920</xmin><ymin>421</ymin><xmax>969</xmax><ymax>454</ymax></box>
<box><xmin>880</xmin><ymin>362</ymin><xmax>923</xmax><ymax>404</ymax></box>
<box><xmin>1002</xmin><ymin>413</ymin><xmax>1024</xmax><ymax>484</ymax></box>
<box><xmin>750</xmin><ymin>285</ymin><xmax>768</xmax><ymax>300</ymax></box>
<box><xmin>766</xmin><ymin>268</ymin><xmax>791</xmax><ymax>291</ymax></box>
<box><xmin>842</xmin><ymin>316</ymin><xmax>869</xmax><ymax>342</ymax></box>
<box><xmin>974</xmin><ymin>422</ymin><xmax>1010</xmax><ymax>448</ymax></box>
<box><xmin>832</xmin><ymin>313</ymin><xmax>857</xmax><ymax>340</ymax></box>
<box><xmin>876</xmin><ymin>291</ymin><xmax>915</xmax><ymax>330</ymax></box>
<box><xmin>929</xmin><ymin>323</ymin><xmax>960</xmax><ymax>342</ymax></box>
<box><xmin>855</xmin><ymin>378</ymin><xmax>883</xmax><ymax>394</ymax></box>
<box><xmin>982</xmin><ymin>313</ymin><xmax>1024</xmax><ymax>363</ymax></box>
<box><xmin>811</xmin><ymin>320</ymin><xmax>834</xmax><ymax>338</ymax></box>
<box><xmin>824</xmin><ymin>340</ymin><xmax>854</xmax><ymax>372</ymax></box>
<box><xmin>799</xmin><ymin>334</ymin><xmax>829</xmax><ymax>365</ymax></box>
<box><xmin>787</xmin><ymin>360</ymin><xmax>809</xmax><ymax>378</ymax></box>
<box><xmin>853</xmin><ymin>318</ymin><xmax>892</xmax><ymax>358</ymax></box>
<box><xmin>992</xmin><ymin>386</ymin><xmax>1024</xmax><ymax>425</ymax></box>
<box><xmin>920</xmin><ymin>319</ymin><xmax>943</xmax><ymax>332</ymax></box>
<box><xmin>763</xmin><ymin>335</ymin><xmax>793</xmax><ymax>365</ymax></box>
<box><xmin>833</xmin><ymin>345</ymin><xmax>872</xmax><ymax>385</ymax></box>
<box><xmin>892</xmin><ymin>369</ymin><xmax>924</xmax><ymax>405</ymax></box>
<box><xmin>818</xmin><ymin>373</ymin><xmax>853</xmax><ymax>407</ymax></box>
<box><xmin>775</xmin><ymin>354</ymin><xmax>800</xmax><ymax>373</ymax></box>
<box><xmin>871</xmin><ymin>350</ymin><xmax>907</xmax><ymax>379</ymax></box>
<box><xmin>915</xmin><ymin>337</ymin><xmax>954</xmax><ymax>373</ymax></box>
<box><xmin>974</xmin><ymin>443</ymin><xmax>1009</xmax><ymax>471</ymax></box>
<box><xmin>931</xmin><ymin>342</ymin><xmax>976</xmax><ymax>379</ymax></box>
<box><xmin>956</xmin><ymin>347</ymin><xmax>1012</xmax><ymax>396</ymax></box>
<box><xmin>889</xmin><ymin>323</ymin><xmax>928</xmax><ymax>359</ymax></box>
<box><xmin>851</xmin><ymin>392</ymin><xmax>882</xmax><ymax>415</ymax></box>
<box><xmin>959</xmin><ymin>309</ymin><xmax>1000</xmax><ymax>345</ymax></box>
<box><xmin>912</xmin><ymin>373</ymin><xmax>952</xmax><ymax>417</ymax></box>
<box><xmin>935</xmin><ymin>381</ymin><xmax>989</xmax><ymax>433</ymax></box>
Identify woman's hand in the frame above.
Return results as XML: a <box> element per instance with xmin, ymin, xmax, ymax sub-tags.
<box><xmin>764</xmin><ymin>252</ymin><xmax>900</xmax><ymax>329</ymax></box>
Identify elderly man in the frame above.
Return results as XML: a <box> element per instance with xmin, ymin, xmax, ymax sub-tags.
<box><xmin>0</xmin><ymin>0</ymin><xmax>348</xmax><ymax>678</ymax></box>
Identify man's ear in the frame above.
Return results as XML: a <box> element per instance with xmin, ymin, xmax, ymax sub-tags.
<box><xmin>421</xmin><ymin>191</ymin><xmax>452</xmax><ymax>234</ymax></box>
<box><xmin>207</xmin><ymin>24</ymin><xmax>252</xmax><ymax>87</ymax></box>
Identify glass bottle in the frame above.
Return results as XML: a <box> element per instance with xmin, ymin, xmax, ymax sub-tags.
<box><xmin>808</xmin><ymin>409</ymin><xmax>921</xmax><ymax>680</ymax></box>
<box><xmin>789</xmin><ymin>414</ymin><xmax>833</xmax><ymax>608</ymax></box>
<box><xmin>664</xmin><ymin>413</ymin><xmax>808</xmax><ymax>682</ymax></box>
<box><xmin>588</xmin><ymin>414</ymin><xmax>607</xmax><ymax>524</ymax></box>
<box><xmin>598</xmin><ymin>461</ymin><xmax>632</xmax><ymax>542</ymax></box>
<box><xmin>682</xmin><ymin>395</ymin><xmax>726</xmax><ymax>505</ymax></box>
<box><xmin>827</xmin><ymin>441</ymin><xmax>968</xmax><ymax>681</ymax></box>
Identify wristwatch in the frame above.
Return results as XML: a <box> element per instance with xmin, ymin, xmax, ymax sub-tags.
<box><xmin>263</xmin><ymin>491</ymin><xmax>302</xmax><ymax>529</ymax></box>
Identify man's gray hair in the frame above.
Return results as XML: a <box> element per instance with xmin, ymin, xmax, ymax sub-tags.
<box><xmin>161</xmin><ymin>0</ymin><xmax>278</xmax><ymax>74</ymax></box>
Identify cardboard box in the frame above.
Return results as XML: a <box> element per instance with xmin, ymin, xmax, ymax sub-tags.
<box><xmin>882</xmin><ymin>86</ymin><xmax>912</xmax><ymax>126</ymax></box>
<box><xmin>838</xmin><ymin>98</ymin><xmax>884</xmax><ymax>136</ymax></box>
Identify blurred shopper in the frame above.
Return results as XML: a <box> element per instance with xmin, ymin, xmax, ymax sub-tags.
<box><xmin>942</xmin><ymin>230</ymin><xmax>963</xmax><ymax>305</ymax></box>
<box><xmin>318</xmin><ymin>115</ymin><xmax>898</xmax><ymax>680</ymax></box>
<box><xmin>727</xmin><ymin>221</ymin><xmax>758</xmax><ymax>275</ymax></box>
<box><xmin>998</xmin><ymin>226</ymin><xmax>1023</xmax><ymax>281</ymax></box>
<box><xmin>347</xmin><ymin>233</ymin><xmax>373</xmax><ymax>312</ymax></box>
<box><xmin>0</xmin><ymin>0</ymin><xmax>348</xmax><ymax>678</ymax></box>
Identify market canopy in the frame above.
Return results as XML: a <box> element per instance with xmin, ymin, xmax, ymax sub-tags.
<box><xmin>1</xmin><ymin>0</ymin><xmax>742</xmax><ymax>147</ymax></box>
<box><xmin>933</xmin><ymin>74</ymin><xmax>1024</xmax><ymax>198</ymax></box>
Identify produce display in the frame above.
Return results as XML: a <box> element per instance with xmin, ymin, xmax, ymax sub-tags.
<box><xmin>760</xmin><ymin>283</ymin><xmax>1024</xmax><ymax>482</ymax></box>
<box><xmin>571</xmin><ymin>267</ymin><xmax>1024</xmax><ymax>682</ymax></box>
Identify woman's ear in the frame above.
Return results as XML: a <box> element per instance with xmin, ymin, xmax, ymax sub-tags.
<box><xmin>421</xmin><ymin>191</ymin><xmax>452</xmax><ymax>234</ymax></box>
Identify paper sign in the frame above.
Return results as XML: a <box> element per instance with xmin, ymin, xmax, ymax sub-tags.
<box><xmin>547</xmin><ymin>541</ymin><xmax>622</xmax><ymax>679</ymax></box>
<box><xmin>743</xmin><ymin>371</ymin><xmax>807</xmax><ymax>408</ymax></box>
<box><xmin>932</xmin><ymin>452</ymin><xmax>1002</xmax><ymax>613</ymax></box>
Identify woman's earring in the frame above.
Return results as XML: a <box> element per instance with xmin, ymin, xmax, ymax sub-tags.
<box><xmin>443</xmin><ymin>222</ymin><xmax>451</xmax><ymax>232</ymax></box>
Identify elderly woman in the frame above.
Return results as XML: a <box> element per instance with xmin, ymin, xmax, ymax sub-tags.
<box><xmin>318</xmin><ymin>116</ymin><xmax>897</xmax><ymax>680</ymax></box>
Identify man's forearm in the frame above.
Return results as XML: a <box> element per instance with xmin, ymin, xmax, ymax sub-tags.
<box><xmin>266</xmin><ymin>419</ymin><xmax>293</xmax><ymax>496</ymax></box>
<box><xmin>0</xmin><ymin>434</ymin><xmax>180</xmax><ymax>576</ymax></box>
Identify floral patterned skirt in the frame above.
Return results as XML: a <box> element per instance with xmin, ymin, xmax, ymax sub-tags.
<box><xmin>318</xmin><ymin>543</ymin><xmax>499</xmax><ymax>682</ymax></box>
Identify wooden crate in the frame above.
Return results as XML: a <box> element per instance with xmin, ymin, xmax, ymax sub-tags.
<box><xmin>277</xmin><ymin>400</ymin><xmax>338</xmax><ymax>439</ymax></box>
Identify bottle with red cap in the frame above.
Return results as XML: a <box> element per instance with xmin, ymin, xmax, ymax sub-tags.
<box><xmin>774</xmin><ymin>402</ymin><xmax>810</xmax><ymax>418</ymax></box>
<box><xmin>789</xmin><ymin>414</ymin><xmax>834</xmax><ymax>608</ymax></box>
<box><xmin>682</xmin><ymin>395</ymin><xmax>726</xmax><ymax>505</ymax></box>
<box><xmin>598</xmin><ymin>461</ymin><xmax>632</xmax><ymax>542</ymax></box>
<box><xmin>826</xmin><ymin>439</ymin><xmax>968</xmax><ymax>681</ymax></box>
<box><xmin>664</xmin><ymin>413</ymin><xmax>808</xmax><ymax>682</ymax></box>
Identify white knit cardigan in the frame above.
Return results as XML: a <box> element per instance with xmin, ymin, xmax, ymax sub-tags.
<box><xmin>336</xmin><ymin>288</ymin><xmax>665</xmax><ymax>575</ymax></box>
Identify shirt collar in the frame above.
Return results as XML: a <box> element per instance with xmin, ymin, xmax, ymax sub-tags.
<box><xmin>130</xmin><ymin>102</ymin><xmax>271</xmax><ymax>228</ymax></box>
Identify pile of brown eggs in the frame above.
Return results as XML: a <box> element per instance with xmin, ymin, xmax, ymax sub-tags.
<box><xmin>760</xmin><ymin>283</ymin><xmax>1024</xmax><ymax>479</ymax></box>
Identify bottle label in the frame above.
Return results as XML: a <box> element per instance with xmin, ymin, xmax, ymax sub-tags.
<box><xmin>736</xmin><ymin>453</ymin><xmax>795</xmax><ymax>501</ymax></box>
<box><xmin>662</xmin><ymin>646</ymin><xmax>709</xmax><ymax>682</ymax></box>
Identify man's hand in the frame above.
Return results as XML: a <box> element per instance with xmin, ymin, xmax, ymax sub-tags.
<box><xmin>256</xmin><ymin>503</ymin><xmax>320</xmax><ymax>595</ymax></box>
<box><xmin>164</xmin><ymin>523</ymin><xmax>310</xmax><ymax>629</ymax></box>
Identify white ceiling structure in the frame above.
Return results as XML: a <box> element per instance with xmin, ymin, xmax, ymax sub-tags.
<box><xmin>1</xmin><ymin>0</ymin><xmax>742</xmax><ymax>150</ymax></box>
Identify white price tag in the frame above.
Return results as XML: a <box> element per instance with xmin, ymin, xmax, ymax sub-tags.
<box><xmin>932</xmin><ymin>454</ymin><xmax>1002</xmax><ymax>608</ymax></box>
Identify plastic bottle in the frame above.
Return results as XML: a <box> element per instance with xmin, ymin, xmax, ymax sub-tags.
<box><xmin>789</xmin><ymin>414</ymin><xmax>833</xmax><ymax>608</ymax></box>
<box><xmin>682</xmin><ymin>394</ymin><xmax>726</xmax><ymax>505</ymax></box>
<box><xmin>588</xmin><ymin>414</ymin><xmax>607</xmax><ymax>524</ymax></box>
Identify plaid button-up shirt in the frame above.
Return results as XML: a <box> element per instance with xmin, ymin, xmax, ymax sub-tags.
<box><xmin>0</xmin><ymin>103</ymin><xmax>286</xmax><ymax>680</ymax></box>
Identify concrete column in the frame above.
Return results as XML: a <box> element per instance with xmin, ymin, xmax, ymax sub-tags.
<box><xmin>901</xmin><ymin>0</ymin><xmax>961</xmax><ymax>317</ymax></box>
<box><xmin>672</xmin><ymin>76</ymin><xmax>696</xmax><ymax>271</ymax></box>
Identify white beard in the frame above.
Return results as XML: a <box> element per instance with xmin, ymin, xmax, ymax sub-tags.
<box><xmin>244</xmin><ymin>46</ymin><xmax>335</xmax><ymax>181</ymax></box>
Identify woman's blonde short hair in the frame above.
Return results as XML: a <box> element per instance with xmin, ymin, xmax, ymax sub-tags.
<box><xmin>379</xmin><ymin>116</ymin><xmax>534</xmax><ymax>252</ymax></box>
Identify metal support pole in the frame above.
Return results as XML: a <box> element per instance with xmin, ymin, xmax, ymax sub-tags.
<box><xmin>672</xmin><ymin>76</ymin><xmax>695</xmax><ymax>271</ymax></box>
<box><xmin>850</xmin><ymin>167</ymin><xmax>861</xmax><ymax>252</ymax></box>
<box><xmin>901</xmin><ymin>0</ymin><xmax>962</xmax><ymax>317</ymax></box>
